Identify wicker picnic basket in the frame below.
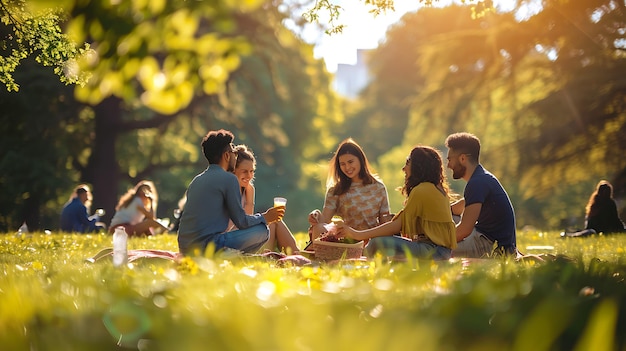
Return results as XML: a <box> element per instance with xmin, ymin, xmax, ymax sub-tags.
<box><xmin>311</xmin><ymin>239</ymin><xmax>364</xmax><ymax>260</ymax></box>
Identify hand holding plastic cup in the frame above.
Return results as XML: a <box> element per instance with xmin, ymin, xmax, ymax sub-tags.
<box><xmin>273</xmin><ymin>197</ymin><xmax>287</xmax><ymax>208</ymax></box>
<box><xmin>273</xmin><ymin>197</ymin><xmax>287</xmax><ymax>221</ymax></box>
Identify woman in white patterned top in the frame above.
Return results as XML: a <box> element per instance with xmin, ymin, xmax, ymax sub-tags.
<box><xmin>308</xmin><ymin>138</ymin><xmax>392</xmax><ymax>241</ymax></box>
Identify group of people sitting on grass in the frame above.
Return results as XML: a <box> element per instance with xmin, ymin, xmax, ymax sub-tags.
<box><xmin>62</xmin><ymin>128</ymin><xmax>626</xmax><ymax>261</ymax></box>
<box><xmin>177</xmin><ymin>129</ymin><xmax>519</xmax><ymax>260</ymax></box>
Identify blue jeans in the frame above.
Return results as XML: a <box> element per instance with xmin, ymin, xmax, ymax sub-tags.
<box><xmin>364</xmin><ymin>236</ymin><xmax>452</xmax><ymax>260</ymax></box>
<box><xmin>210</xmin><ymin>223</ymin><xmax>269</xmax><ymax>254</ymax></box>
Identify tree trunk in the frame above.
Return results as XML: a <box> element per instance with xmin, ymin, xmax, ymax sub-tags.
<box><xmin>83</xmin><ymin>96</ymin><xmax>122</xmax><ymax>227</ymax></box>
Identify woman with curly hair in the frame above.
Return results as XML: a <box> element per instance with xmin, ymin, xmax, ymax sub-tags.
<box><xmin>109</xmin><ymin>180</ymin><xmax>168</xmax><ymax>236</ymax></box>
<box><xmin>337</xmin><ymin>145</ymin><xmax>456</xmax><ymax>260</ymax></box>
<box><xmin>307</xmin><ymin>138</ymin><xmax>392</xmax><ymax>241</ymax></box>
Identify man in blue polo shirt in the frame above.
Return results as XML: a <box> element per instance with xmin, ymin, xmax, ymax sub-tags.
<box><xmin>177</xmin><ymin>129</ymin><xmax>284</xmax><ymax>255</ymax></box>
<box><xmin>445</xmin><ymin>132</ymin><xmax>517</xmax><ymax>257</ymax></box>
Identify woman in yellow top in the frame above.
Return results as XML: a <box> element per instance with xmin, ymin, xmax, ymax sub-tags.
<box><xmin>338</xmin><ymin>145</ymin><xmax>456</xmax><ymax>260</ymax></box>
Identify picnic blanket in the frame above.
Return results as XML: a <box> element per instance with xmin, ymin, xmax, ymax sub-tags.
<box><xmin>85</xmin><ymin>248</ymin><xmax>181</xmax><ymax>263</ymax></box>
<box><xmin>85</xmin><ymin>248</ymin><xmax>313</xmax><ymax>266</ymax></box>
<box><xmin>85</xmin><ymin>247</ymin><xmax>571</xmax><ymax>269</ymax></box>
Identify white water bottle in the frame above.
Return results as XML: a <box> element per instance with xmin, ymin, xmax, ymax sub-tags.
<box><xmin>112</xmin><ymin>226</ymin><xmax>128</xmax><ymax>267</ymax></box>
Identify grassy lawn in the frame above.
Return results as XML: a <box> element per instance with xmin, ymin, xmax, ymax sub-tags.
<box><xmin>1</xmin><ymin>230</ymin><xmax>625</xmax><ymax>351</ymax></box>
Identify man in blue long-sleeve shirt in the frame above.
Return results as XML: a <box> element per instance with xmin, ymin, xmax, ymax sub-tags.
<box><xmin>177</xmin><ymin>129</ymin><xmax>285</xmax><ymax>255</ymax></box>
<box><xmin>60</xmin><ymin>185</ymin><xmax>105</xmax><ymax>233</ymax></box>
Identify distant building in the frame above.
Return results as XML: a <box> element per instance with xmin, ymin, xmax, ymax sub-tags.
<box><xmin>334</xmin><ymin>49</ymin><xmax>371</xmax><ymax>99</ymax></box>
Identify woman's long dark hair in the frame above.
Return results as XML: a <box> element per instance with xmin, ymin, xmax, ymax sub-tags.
<box><xmin>402</xmin><ymin>146</ymin><xmax>450</xmax><ymax>197</ymax></box>
<box><xmin>327</xmin><ymin>138</ymin><xmax>377</xmax><ymax>196</ymax></box>
<box><xmin>586</xmin><ymin>180</ymin><xmax>614</xmax><ymax>217</ymax></box>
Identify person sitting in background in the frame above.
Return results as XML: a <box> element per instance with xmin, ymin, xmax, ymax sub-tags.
<box><xmin>308</xmin><ymin>138</ymin><xmax>392</xmax><ymax>242</ymax></box>
<box><xmin>109</xmin><ymin>180</ymin><xmax>168</xmax><ymax>236</ymax></box>
<box><xmin>60</xmin><ymin>184</ymin><xmax>105</xmax><ymax>233</ymax></box>
<box><xmin>230</xmin><ymin>144</ymin><xmax>299</xmax><ymax>254</ymax></box>
<box><xmin>337</xmin><ymin>145</ymin><xmax>456</xmax><ymax>260</ymax></box>
<box><xmin>168</xmin><ymin>195</ymin><xmax>187</xmax><ymax>233</ymax></box>
<box><xmin>585</xmin><ymin>180</ymin><xmax>626</xmax><ymax>234</ymax></box>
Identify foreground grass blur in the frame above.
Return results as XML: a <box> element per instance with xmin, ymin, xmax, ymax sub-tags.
<box><xmin>1</xmin><ymin>230</ymin><xmax>625</xmax><ymax>351</ymax></box>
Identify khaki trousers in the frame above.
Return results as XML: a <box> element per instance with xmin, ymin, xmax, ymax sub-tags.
<box><xmin>452</xmin><ymin>228</ymin><xmax>495</xmax><ymax>258</ymax></box>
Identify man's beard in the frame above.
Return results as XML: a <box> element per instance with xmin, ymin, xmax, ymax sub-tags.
<box><xmin>227</xmin><ymin>158</ymin><xmax>236</xmax><ymax>173</ymax></box>
<box><xmin>452</xmin><ymin>164</ymin><xmax>466</xmax><ymax>179</ymax></box>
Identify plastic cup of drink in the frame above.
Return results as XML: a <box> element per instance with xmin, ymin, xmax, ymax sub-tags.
<box><xmin>331</xmin><ymin>215</ymin><xmax>344</xmax><ymax>225</ymax></box>
<box><xmin>273</xmin><ymin>197</ymin><xmax>287</xmax><ymax>208</ymax></box>
<box><xmin>273</xmin><ymin>197</ymin><xmax>286</xmax><ymax>222</ymax></box>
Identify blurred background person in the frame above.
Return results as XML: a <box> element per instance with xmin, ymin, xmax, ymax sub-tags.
<box><xmin>60</xmin><ymin>184</ymin><xmax>105</xmax><ymax>233</ymax></box>
<box><xmin>585</xmin><ymin>180</ymin><xmax>626</xmax><ymax>234</ymax></box>
<box><xmin>168</xmin><ymin>194</ymin><xmax>187</xmax><ymax>234</ymax></box>
<box><xmin>109</xmin><ymin>180</ymin><xmax>168</xmax><ymax>236</ymax></box>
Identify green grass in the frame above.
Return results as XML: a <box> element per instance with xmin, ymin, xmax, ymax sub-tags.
<box><xmin>1</xmin><ymin>231</ymin><xmax>625</xmax><ymax>351</ymax></box>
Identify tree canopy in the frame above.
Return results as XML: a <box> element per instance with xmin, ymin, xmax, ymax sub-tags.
<box><xmin>0</xmin><ymin>0</ymin><xmax>90</xmax><ymax>91</ymax></box>
<box><xmin>347</xmin><ymin>0</ymin><xmax>626</xmax><ymax>228</ymax></box>
<box><xmin>0</xmin><ymin>0</ymin><xmax>341</xmax><ymax>231</ymax></box>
